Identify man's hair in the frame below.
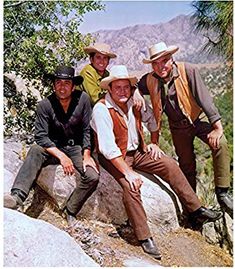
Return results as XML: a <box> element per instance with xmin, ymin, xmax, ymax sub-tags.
<box><xmin>89</xmin><ymin>52</ymin><xmax>96</xmax><ymax>59</ymax></box>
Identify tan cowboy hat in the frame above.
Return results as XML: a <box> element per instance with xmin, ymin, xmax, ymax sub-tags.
<box><xmin>84</xmin><ymin>43</ymin><xmax>117</xmax><ymax>58</ymax></box>
<box><xmin>100</xmin><ymin>65</ymin><xmax>137</xmax><ymax>90</ymax></box>
<box><xmin>143</xmin><ymin>42</ymin><xmax>179</xmax><ymax>64</ymax></box>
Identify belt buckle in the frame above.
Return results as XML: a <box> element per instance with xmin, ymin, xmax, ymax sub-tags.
<box><xmin>67</xmin><ymin>139</ymin><xmax>75</xmax><ymax>146</ymax></box>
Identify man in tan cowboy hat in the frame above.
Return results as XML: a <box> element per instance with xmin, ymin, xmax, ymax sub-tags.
<box><xmin>138</xmin><ymin>41</ymin><xmax>233</xmax><ymax>218</ymax></box>
<box><xmin>79</xmin><ymin>42</ymin><xmax>117</xmax><ymax>105</ymax></box>
<box><xmin>91</xmin><ymin>64</ymin><xmax>222</xmax><ymax>260</ymax></box>
<box><xmin>4</xmin><ymin>66</ymin><xmax>100</xmax><ymax>225</ymax></box>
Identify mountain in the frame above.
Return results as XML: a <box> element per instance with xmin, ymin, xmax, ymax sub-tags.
<box><xmin>77</xmin><ymin>15</ymin><xmax>222</xmax><ymax>74</ymax></box>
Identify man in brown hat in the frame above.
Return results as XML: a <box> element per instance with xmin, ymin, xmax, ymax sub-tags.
<box><xmin>4</xmin><ymin>66</ymin><xmax>100</xmax><ymax>224</ymax></box>
<box><xmin>91</xmin><ymin>64</ymin><xmax>222</xmax><ymax>260</ymax></box>
<box><xmin>79</xmin><ymin>42</ymin><xmax>117</xmax><ymax>105</ymax></box>
<box><xmin>137</xmin><ymin>42</ymin><xmax>233</xmax><ymax>218</ymax></box>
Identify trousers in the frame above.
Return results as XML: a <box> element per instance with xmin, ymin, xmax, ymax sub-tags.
<box><xmin>98</xmin><ymin>149</ymin><xmax>201</xmax><ymax>241</ymax></box>
<box><xmin>169</xmin><ymin>119</ymin><xmax>231</xmax><ymax>191</ymax></box>
<box><xmin>12</xmin><ymin>144</ymin><xmax>99</xmax><ymax>215</ymax></box>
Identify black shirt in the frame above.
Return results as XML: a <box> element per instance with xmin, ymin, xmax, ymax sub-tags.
<box><xmin>34</xmin><ymin>91</ymin><xmax>92</xmax><ymax>149</ymax></box>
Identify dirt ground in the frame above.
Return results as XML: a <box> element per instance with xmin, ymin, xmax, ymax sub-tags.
<box><xmin>32</xmin><ymin>204</ymin><xmax>233</xmax><ymax>267</ymax></box>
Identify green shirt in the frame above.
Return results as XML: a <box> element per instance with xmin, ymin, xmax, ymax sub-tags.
<box><xmin>78</xmin><ymin>64</ymin><xmax>109</xmax><ymax>105</ymax></box>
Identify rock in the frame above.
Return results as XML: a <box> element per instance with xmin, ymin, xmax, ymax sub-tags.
<box><xmin>3</xmin><ymin>208</ymin><xmax>99</xmax><ymax>267</ymax></box>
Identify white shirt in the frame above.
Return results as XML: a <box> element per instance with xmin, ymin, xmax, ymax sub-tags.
<box><xmin>90</xmin><ymin>93</ymin><xmax>157</xmax><ymax>160</ymax></box>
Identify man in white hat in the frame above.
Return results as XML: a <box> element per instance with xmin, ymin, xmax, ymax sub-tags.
<box><xmin>79</xmin><ymin>43</ymin><xmax>117</xmax><ymax>105</ymax></box>
<box><xmin>138</xmin><ymin>42</ymin><xmax>232</xmax><ymax>217</ymax></box>
<box><xmin>91</xmin><ymin>64</ymin><xmax>222</xmax><ymax>260</ymax></box>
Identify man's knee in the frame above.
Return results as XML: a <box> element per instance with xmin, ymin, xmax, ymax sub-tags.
<box><xmin>82</xmin><ymin>168</ymin><xmax>99</xmax><ymax>186</ymax></box>
<box><xmin>27</xmin><ymin>144</ymin><xmax>45</xmax><ymax>157</ymax></box>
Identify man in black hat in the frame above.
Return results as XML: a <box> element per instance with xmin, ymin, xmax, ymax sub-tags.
<box><xmin>4</xmin><ymin>66</ymin><xmax>100</xmax><ymax>224</ymax></box>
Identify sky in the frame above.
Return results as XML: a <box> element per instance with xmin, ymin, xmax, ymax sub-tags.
<box><xmin>79</xmin><ymin>0</ymin><xmax>194</xmax><ymax>33</ymax></box>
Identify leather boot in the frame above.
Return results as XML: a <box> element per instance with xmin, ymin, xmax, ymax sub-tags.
<box><xmin>189</xmin><ymin>206</ymin><xmax>223</xmax><ymax>225</ymax></box>
<box><xmin>4</xmin><ymin>193</ymin><xmax>23</xmax><ymax>209</ymax></box>
<box><xmin>139</xmin><ymin>237</ymin><xmax>161</xmax><ymax>260</ymax></box>
<box><xmin>216</xmin><ymin>187</ymin><xmax>233</xmax><ymax>218</ymax></box>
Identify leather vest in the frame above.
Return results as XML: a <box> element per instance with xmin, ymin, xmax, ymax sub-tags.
<box><xmin>94</xmin><ymin>98</ymin><xmax>146</xmax><ymax>158</ymax></box>
<box><xmin>146</xmin><ymin>62</ymin><xmax>202</xmax><ymax>136</ymax></box>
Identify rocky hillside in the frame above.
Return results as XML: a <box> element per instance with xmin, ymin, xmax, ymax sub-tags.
<box><xmin>77</xmin><ymin>15</ymin><xmax>222</xmax><ymax>73</ymax></box>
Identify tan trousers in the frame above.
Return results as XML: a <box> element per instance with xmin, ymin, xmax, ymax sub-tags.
<box><xmin>98</xmin><ymin>149</ymin><xmax>201</xmax><ymax>240</ymax></box>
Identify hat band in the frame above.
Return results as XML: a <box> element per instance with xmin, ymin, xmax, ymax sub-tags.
<box><xmin>55</xmin><ymin>72</ymin><xmax>73</xmax><ymax>78</ymax></box>
<box><xmin>150</xmin><ymin>52</ymin><xmax>163</xmax><ymax>60</ymax></box>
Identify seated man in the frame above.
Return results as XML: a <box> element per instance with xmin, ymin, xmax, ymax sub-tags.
<box><xmin>4</xmin><ymin>66</ymin><xmax>99</xmax><ymax>225</ymax></box>
<box><xmin>79</xmin><ymin>42</ymin><xmax>117</xmax><ymax>105</ymax></box>
<box><xmin>90</xmin><ymin>65</ymin><xmax>222</xmax><ymax>260</ymax></box>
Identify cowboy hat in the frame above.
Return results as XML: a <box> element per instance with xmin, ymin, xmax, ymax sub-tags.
<box><xmin>100</xmin><ymin>65</ymin><xmax>137</xmax><ymax>90</ymax></box>
<box><xmin>43</xmin><ymin>66</ymin><xmax>83</xmax><ymax>85</ymax></box>
<box><xmin>143</xmin><ymin>42</ymin><xmax>179</xmax><ymax>64</ymax></box>
<box><xmin>84</xmin><ymin>43</ymin><xmax>117</xmax><ymax>58</ymax></box>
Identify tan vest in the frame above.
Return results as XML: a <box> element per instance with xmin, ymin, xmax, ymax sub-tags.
<box><xmin>94</xmin><ymin>98</ymin><xmax>146</xmax><ymax>158</ymax></box>
<box><xmin>146</xmin><ymin>62</ymin><xmax>202</xmax><ymax>137</ymax></box>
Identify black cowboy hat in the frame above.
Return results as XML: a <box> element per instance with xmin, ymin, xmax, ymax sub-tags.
<box><xmin>43</xmin><ymin>66</ymin><xmax>83</xmax><ymax>85</ymax></box>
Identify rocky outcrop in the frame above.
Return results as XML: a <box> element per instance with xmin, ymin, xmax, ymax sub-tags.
<box><xmin>4</xmin><ymin>139</ymin><xmax>233</xmax><ymax>255</ymax></box>
<box><xmin>4</xmin><ymin>208</ymin><xmax>99</xmax><ymax>267</ymax></box>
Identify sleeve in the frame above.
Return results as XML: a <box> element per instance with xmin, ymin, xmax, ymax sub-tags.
<box><xmin>90</xmin><ymin>103</ymin><xmax>122</xmax><ymax>160</ymax></box>
<box><xmin>140</xmin><ymin>99</ymin><xmax>158</xmax><ymax>132</ymax></box>
<box><xmin>81</xmin><ymin>93</ymin><xmax>92</xmax><ymax>150</ymax></box>
<box><xmin>80</xmin><ymin>67</ymin><xmax>102</xmax><ymax>104</ymax></box>
<box><xmin>34</xmin><ymin>100</ymin><xmax>56</xmax><ymax>148</ymax></box>
<box><xmin>185</xmin><ymin>63</ymin><xmax>221</xmax><ymax>124</ymax></box>
<box><xmin>138</xmin><ymin>73</ymin><xmax>150</xmax><ymax>95</ymax></box>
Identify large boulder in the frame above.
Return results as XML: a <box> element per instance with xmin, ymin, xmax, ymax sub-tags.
<box><xmin>4</xmin><ymin>208</ymin><xmax>99</xmax><ymax>267</ymax></box>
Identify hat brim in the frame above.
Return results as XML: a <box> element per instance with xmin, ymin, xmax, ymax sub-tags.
<box><xmin>100</xmin><ymin>76</ymin><xmax>138</xmax><ymax>90</ymax></box>
<box><xmin>84</xmin><ymin>47</ymin><xmax>117</xmax><ymax>59</ymax></box>
<box><xmin>43</xmin><ymin>74</ymin><xmax>83</xmax><ymax>85</ymax></box>
<box><xmin>143</xmin><ymin>46</ymin><xmax>179</xmax><ymax>64</ymax></box>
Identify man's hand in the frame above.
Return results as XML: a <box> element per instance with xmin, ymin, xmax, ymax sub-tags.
<box><xmin>60</xmin><ymin>155</ymin><xmax>75</xmax><ymax>175</ymax></box>
<box><xmin>147</xmin><ymin>143</ymin><xmax>165</xmax><ymax>160</ymax></box>
<box><xmin>207</xmin><ymin>120</ymin><xmax>223</xmax><ymax>149</ymax></box>
<box><xmin>124</xmin><ymin>170</ymin><xmax>143</xmax><ymax>191</ymax></box>
<box><xmin>83</xmin><ymin>156</ymin><xmax>100</xmax><ymax>174</ymax></box>
<box><xmin>83</xmin><ymin>149</ymin><xmax>99</xmax><ymax>174</ymax></box>
<box><xmin>207</xmin><ymin>129</ymin><xmax>223</xmax><ymax>149</ymax></box>
<box><xmin>133</xmin><ymin>88</ymin><xmax>146</xmax><ymax>111</ymax></box>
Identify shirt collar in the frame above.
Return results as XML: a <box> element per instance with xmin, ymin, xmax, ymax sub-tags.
<box><xmin>105</xmin><ymin>92</ymin><xmax>133</xmax><ymax>115</ymax></box>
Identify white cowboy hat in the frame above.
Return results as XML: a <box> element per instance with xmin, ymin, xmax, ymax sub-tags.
<box><xmin>143</xmin><ymin>42</ymin><xmax>179</xmax><ymax>64</ymax></box>
<box><xmin>100</xmin><ymin>65</ymin><xmax>138</xmax><ymax>90</ymax></box>
<box><xmin>84</xmin><ymin>43</ymin><xmax>117</xmax><ymax>58</ymax></box>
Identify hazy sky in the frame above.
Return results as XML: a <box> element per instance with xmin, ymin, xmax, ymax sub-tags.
<box><xmin>79</xmin><ymin>0</ymin><xmax>194</xmax><ymax>33</ymax></box>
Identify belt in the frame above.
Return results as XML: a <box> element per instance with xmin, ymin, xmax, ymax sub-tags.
<box><xmin>67</xmin><ymin>139</ymin><xmax>75</xmax><ymax>146</ymax></box>
<box><xmin>169</xmin><ymin>118</ymin><xmax>191</xmax><ymax>127</ymax></box>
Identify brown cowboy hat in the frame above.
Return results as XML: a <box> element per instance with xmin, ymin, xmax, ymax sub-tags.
<box><xmin>43</xmin><ymin>66</ymin><xmax>83</xmax><ymax>85</ymax></box>
<box><xmin>143</xmin><ymin>42</ymin><xmax>179</xmax><ymax>64</ymax></box>
<box><xmin>100</xmin><ymin>65</ymin><xmax>137</xmax><ymax>90</ymax></box>
<box><xmin>84</xmin><ymin>43</ymin><xmax>117</xmax><ymax>58</ymax></box>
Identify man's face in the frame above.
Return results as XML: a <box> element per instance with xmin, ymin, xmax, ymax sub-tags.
<box><xmin>91</xmin><ymin>52</ymin><xmax>110</xmax><ymax>75</ymax></box>
<box><xmin>151</xmin><ymin>54</ymin><xmax>173</xmax><ymax>79</ymax></box>
<box><xmin>109</xmin><ymin>79</ymin><xmax>132</xmax><ymax>106</ymax></box>
<box><xmin>54</xmin><ymin>79</ymin><xmax>74</xmax><ymax>100</ymax></box>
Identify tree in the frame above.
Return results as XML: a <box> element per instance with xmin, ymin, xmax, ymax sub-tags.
<box><xmin>4</xmin><ymin>1</ymin><xmax>104</xmax><ymax>79</ymax></box>
<box><xmin>191</xmin><ymin>1</ymin><xmax>233</xmax><ymax>63</ymax></box>
<box><xmin>4</xmin><ymin>1</ymin><xmax>104</xmax><ymax>137</ymax></box>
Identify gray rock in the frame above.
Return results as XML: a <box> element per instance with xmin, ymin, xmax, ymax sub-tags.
<box><xmin>4</xmin><ymin>208</ymin><xmax>99</xmax><ymax>267</ymax></box>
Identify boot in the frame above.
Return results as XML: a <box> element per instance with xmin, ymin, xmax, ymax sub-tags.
<box><xmin>216</xmin><ymin>187</ymin><xmax>233</xmax><ymax>218</ymax></box>
<box><xmin>139</xmin><ymin>237</ymin><xmax>161</xmax><ymax>260</ymax></box>
<box><xmin>189</xmin><ymin>206</ymin><xmax>223</xmax><ymax>225</ymax></box>
<box><xmin>4</xmin><ymin>193</ymin><xmax>23</xmax><ymax>209</ymax></box>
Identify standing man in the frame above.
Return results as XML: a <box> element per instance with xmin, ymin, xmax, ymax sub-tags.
<box><xmin>4</xmin><ymin>66</ymin><xmax>99</xmax><ymax>224</ymax></box>
<box><xmin>91</xmin><ymin>65</ymin><xmax>222</xmax><ymax>260</ymax></box>
<box><xmin>79</xmin><ymin>42</ymin><xmax>117</xmax><ymax>105</ymax></box>
<box><xmin>138</xmin><ymin>42</ymin><xmax>233</xmax><ymax>217</ymax></box>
